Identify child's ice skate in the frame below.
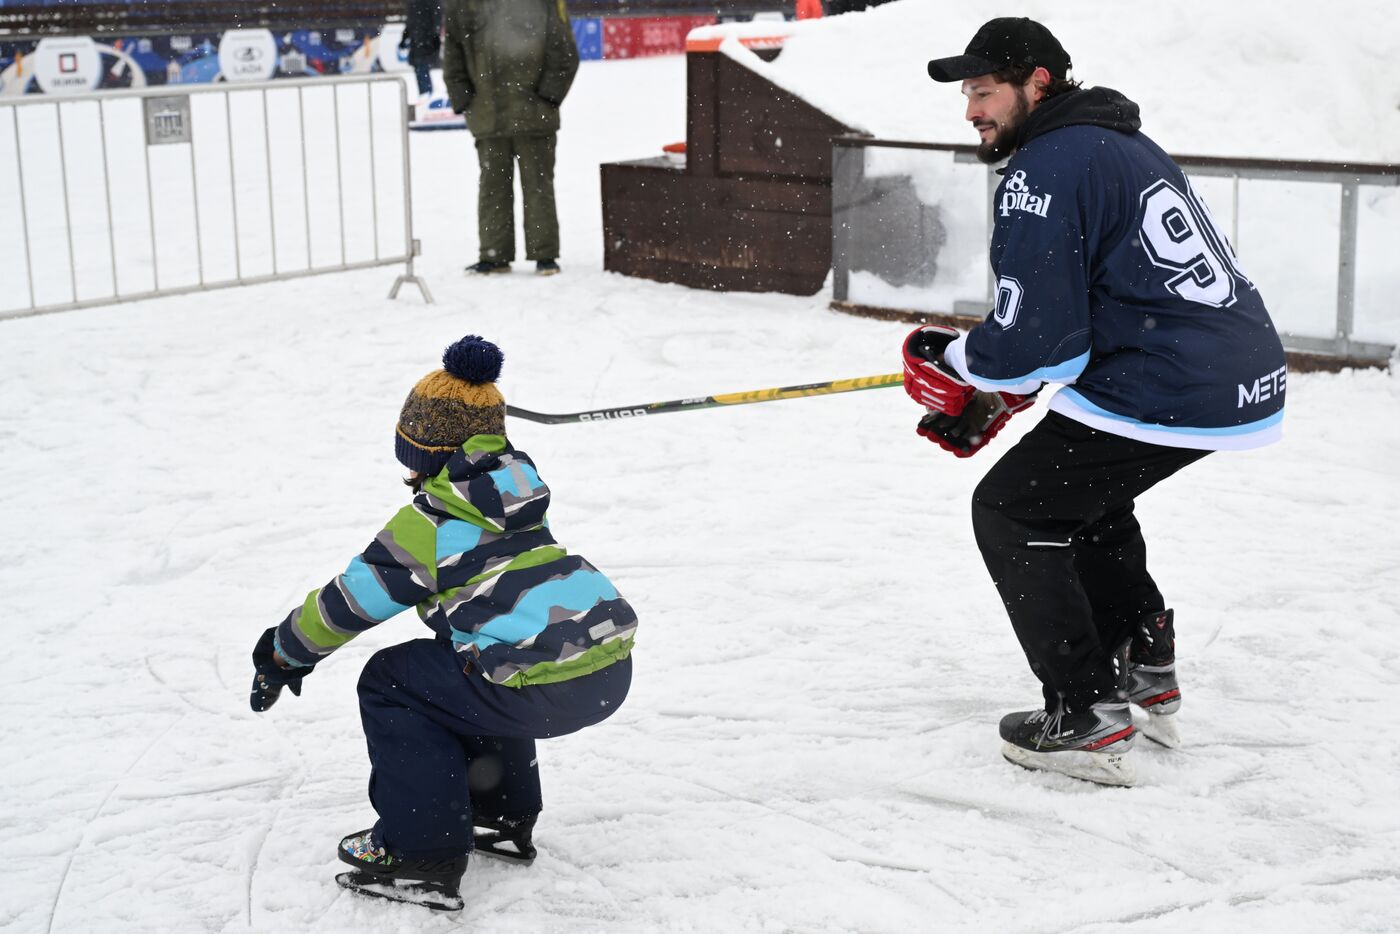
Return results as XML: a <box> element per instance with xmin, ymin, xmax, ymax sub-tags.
<box><xmin>335</xmin><ymin>829</ymin><xmax>467</xmax><ymax>911</ymax></box>
<box><xmin>473</xmin><ymin>813</ymin><xmax>538</xmax><ymax>866</ymax></box>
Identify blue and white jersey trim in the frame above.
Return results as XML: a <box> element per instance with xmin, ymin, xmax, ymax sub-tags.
<box><xmin>945</xmin><ymin>334</ymin><xmax>1088</xmax><ymax>395</ymax></box>
<box><xmin>1051</xmin><ymin>389</ymin><xmax>1283</xmax><ymax>451</ymax></box>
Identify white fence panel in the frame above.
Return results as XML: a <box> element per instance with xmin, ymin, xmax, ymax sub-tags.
<box><xmin>0</xmin><ymin>74</ymin><xmax>430</xmax><ymax>320</ymax></box>
<box><xmin>832</xmin><ymin>139</ymin><xmax>1398</xmax><ymax>365</ymax></box>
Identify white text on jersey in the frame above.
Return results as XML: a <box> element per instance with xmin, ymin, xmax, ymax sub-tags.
<box><xmin>1238</xmin><ymin>366</ymin><xmax>1286</xmax><ymax>408</ymax></box>
<box><xmin>1000</xmin><ymin>170</ymin><xmax>1053</xmax><ymax>219</ymax></box>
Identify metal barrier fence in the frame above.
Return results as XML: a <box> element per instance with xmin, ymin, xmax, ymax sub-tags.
<box><xmin>0</xmin><ymin>73</ymin><xmax>430</xmax><ymax>321</ymax></box>
<box><xmin>832</xmin><ymin>138</ymin><xmax>1398</xmax><ymax>366</ymax></box>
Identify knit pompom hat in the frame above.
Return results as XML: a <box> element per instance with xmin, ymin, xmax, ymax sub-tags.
<box><xmin>395</xmin><ymin>335</ymin><xmax>505</xmax><ymax>475</ymax></box>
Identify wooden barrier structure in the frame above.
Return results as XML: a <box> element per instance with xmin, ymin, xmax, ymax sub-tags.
<box><xmin>600</xmin><ymin>32</ymin><xmax>856</xmax><ymax>295</ymax></box>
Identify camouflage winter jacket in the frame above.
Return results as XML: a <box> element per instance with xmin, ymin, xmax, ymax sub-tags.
<box><xmin>274</xmin><ymin>435</ymin><xmax>636</xmax><ymax>686</ymax></box>
<box><xmin>441</xmin><ymin>0</ymin><xmax>579</xmax><ymax>137</ymax></box>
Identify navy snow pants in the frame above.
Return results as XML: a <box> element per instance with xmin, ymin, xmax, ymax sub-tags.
<box><xmin>357</xmin><ymin>636</ymin><xmax>631</xmax><ymax>859</ymax></box>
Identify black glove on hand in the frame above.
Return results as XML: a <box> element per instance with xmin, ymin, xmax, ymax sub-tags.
<box><xmin>250</xmin><ymin>627</ymin><xmax>312</xmax><ymax>712</ymax></box>
<box><xmin>917</xmin><ymin>390</ymin><xmax>1036</xmax><ymax>458</ymax></box>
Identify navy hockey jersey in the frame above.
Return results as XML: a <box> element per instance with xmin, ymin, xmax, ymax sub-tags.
<box><xmin>944</xmin><ymin>88</ymin><xmax>1286</xmax><ymax>450</ymax></box>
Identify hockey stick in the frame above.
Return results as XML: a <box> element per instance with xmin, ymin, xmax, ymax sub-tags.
<box><xmin>506</xmin><ymin>372</ymin><xmax>902</xmax><ymax>425</ymax></box>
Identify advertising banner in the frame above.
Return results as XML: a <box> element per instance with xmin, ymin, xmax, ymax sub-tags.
<box><xmin>217</xmin><ymin>29</ymin><xmax>278</xmax><ymax>83</ymax></box>
<box><xmin>602</xmin><ymin>15</ymin><xmax>716</xmax><ymax>59</ymax></box>
<box><xmin>30</xmin><ymin>36</ymin><xmax>103</xmax><ymax>94</ymax></box>
<box><xmin>376</xmin><ymin>22</ymin><xmax>412</xmax><ymax>73</ymax></box>
<box><xmin>572</xmin><ymin>18</ymin><xmax>603</xmax><ymax>61</ymax></box>
<box><xmin>0</xmin><ymin>13</ymin><xmax>729</xmax><ymax>96</ymax></box>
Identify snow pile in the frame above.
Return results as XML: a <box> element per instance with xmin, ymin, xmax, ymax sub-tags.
<box><xmin>693</xmin><ymin>0</ymin><xmax>1400</xmax><ymax>164</ymax></box>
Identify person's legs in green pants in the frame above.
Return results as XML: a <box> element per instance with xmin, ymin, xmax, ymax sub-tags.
<box><xmin>475</xmin><ymin>136</ymin><xmax>515</xmax><ymax>264</ymax></box>
<box><xmin>515</xmin><ymin>133</ymin><xmax>559</xmax><ymax>263</ymax></box>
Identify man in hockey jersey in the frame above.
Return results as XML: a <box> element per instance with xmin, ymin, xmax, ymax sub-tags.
<box><xmin>248</xmin><ymin>336</ymin><xmax>636</xmax><ymax>910</ymax></box>
<box><xmin>905</xmin><ymin>18</ymin><xmax>1285</xmax><ymax>786</ymax></box>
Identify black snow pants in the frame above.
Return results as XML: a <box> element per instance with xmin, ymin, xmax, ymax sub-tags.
<box><xmin>971</xmin><ymin>412</ymin><xmax>1209</xmax><ymax>712</ymax></box>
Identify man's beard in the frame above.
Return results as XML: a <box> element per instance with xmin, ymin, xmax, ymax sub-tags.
<box><xmin>975</xmin><ymin>89</ymin><xmax>1030</xmax><ymax>164</ymax></box>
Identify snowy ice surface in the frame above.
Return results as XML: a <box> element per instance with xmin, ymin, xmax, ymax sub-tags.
<box><xmin>3</xmin><ymin>52</ymin><xmax>1400</xmax><ymax>934</ymax></box>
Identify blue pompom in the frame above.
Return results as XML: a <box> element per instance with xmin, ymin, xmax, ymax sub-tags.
<box><xmin>441</xmin><ymin>335</ymin><xmax>504</xmax><ymax>383</ymax></box>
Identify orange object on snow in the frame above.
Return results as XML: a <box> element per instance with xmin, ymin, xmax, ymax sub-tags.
<box><xmin>795</xmin><ymin>0</ymin><xmax>823</xmax><ymax>19</ymax></box>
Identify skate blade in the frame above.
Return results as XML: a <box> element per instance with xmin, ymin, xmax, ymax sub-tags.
<box><xmin>473</xmin><ymin>829</ymin><xmax>536</xmax><ymax>866</ymax></box>
<box><xmin>473</xmin><ymin>844</ymin><xmax>535</xmax><ymax>867</ymax></box>
<box><xmin>1001</xmin><ymin>742</ymin><xmax>1137</xmax><ymax>787</ymax></box>
<box><xmin>335</xmin><ymin>872</ymin><xmax>463</xmax><ymax>911</ymax></box>
<box><xmin>1137</xmin><ymin>711</ymin><xmax>1182</xmax><ymax>749</ymax></box>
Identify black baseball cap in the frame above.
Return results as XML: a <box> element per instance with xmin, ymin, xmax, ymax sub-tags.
<box><xmin>927</xmin><ymin>17</ymin><xmax>1071</xmax><ymax>83</ymax></box>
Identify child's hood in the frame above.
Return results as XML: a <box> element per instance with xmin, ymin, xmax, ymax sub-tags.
<box><xmin>419</xmin><ymin>435</ymin><xmax>550</xmax><ymax>534</ymax></box>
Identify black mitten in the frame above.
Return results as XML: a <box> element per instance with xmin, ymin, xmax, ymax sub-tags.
<box><xmin>250</xmin><ymin>627</ymin><xmax>312</xmax><ymax>712</ymax></box>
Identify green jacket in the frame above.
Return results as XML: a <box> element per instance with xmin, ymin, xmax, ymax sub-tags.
<box><xmin>442</xmin><ymin>0</ymin><xmax>580</xmax><ymax>138</ymax></box>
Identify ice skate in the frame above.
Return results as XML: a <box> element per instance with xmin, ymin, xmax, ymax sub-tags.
<box><xmin>336</xmin><ymin>829</ymin><xmax>467</xmax><ymax>911</ymax></box>
<box><xmin>1127</xmin><ymin>662</ymin><xmax>1182</xmax><ymax>747</ymax></box>
<box><xmin>999</xmin><ymin>699</ymin><xmax>1137</xmax><ymax>787</ymax></box>
<box><xmin>335</xmin><ymin>871</ymin><xmax>465</xmax><ymax>911</ymax></box>
<box><xmin>1127</xmin><ymin>610</ymin><xmax>1182</xmax><ymax>748</ymax></box>
<box><xmin>473</xmin><ymin>813</ymin><xmax>538</xmax><ymax>866</ymax></box>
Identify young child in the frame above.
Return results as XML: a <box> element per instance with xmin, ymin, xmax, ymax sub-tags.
<box><xmin>249</xmin><ymin>335</ymin><xmax>636</xmax><ymax>911</ymax></box>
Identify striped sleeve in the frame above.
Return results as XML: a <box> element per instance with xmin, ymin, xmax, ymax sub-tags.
<box><xmin>274</xmin><ymin>506</ymin><xmax>440</xmax><ymax>667</ymax></box>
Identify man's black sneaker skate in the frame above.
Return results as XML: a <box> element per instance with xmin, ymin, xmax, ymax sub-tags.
<box><xmin>473</xmin><ymin>813</ymin><xmax>538</xmax><ymax>866</ymax></box>
<box><xmin>999</xmin><ymin>699</ymin><xmax>1137</xmax><ymax>786</ymax></box>
<box><xmin>1127</xmin><ymin>609</ymin><xmax>1182</xmax><ymax>748</ymax></box>
<box><xmin>335</xmin><ymin>829</ymin><xmax>467</xmax><ymax>911</ymax></box>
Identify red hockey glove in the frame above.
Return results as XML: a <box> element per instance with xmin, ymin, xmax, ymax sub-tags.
<box><xmin>916</xmin><ymin>390</ymin><xmax>1037</xmax><ymax>458</ymax></box>
<box><xmin>902</xmin><ymin>325</ymin><xmax>974</xmax><ymax>416</ymax></box>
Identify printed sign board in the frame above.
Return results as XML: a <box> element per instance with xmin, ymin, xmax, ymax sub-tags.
<box><xmin>603</xmin><ymin>16</ymin><xmax>715</xmax><ymax>59</ymax></box>
<box><xmin>31</xmin><ymin>37</ymin><xmax>102</xmax><ymax>93</ymax></box>
<box><xmin>143</xmin><ymin>95</ymin><xmax>192</xmax><ymax>145</ymax></box>
<box><xmin>376</xmin><ymin>22</ymin><xmax>412</xmax><ymax>73</ymax></box>
<box><xmin>217</xmin><ymin>29</ymin><xmax>278</xmax><ymax>82</ymax></box>
<box><xmin>572</xmin><ymin>18</ymin><xmax>603</xmax><ymax>60</ymax></box>
<box><xmin>0</xmin><ymin>14</ymin><xmax>711</xmax><ymax>96</ymax></box>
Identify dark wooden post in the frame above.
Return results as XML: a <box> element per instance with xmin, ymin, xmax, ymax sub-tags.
<box><xmin>686</xmin><ymin>52</ymin><xmax>718</xmax><ymax>178</ymax></box>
